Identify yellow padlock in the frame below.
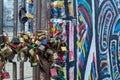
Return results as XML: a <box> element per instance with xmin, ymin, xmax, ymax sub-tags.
<box><xmin>61</xmin><ymin>46</ymin><xmax>67</xmax><ymax>52</ymax></box>
<box><xmin>19</xmin><ymin>37</ymin><xmax>24</xmax><ymax>43</ymax></box>
<box><xmin>29</xmin><ymin>49</ymin><xmax>35</xmax><ymax>57</ymax></box>
<box><xmin>35</xmin><ymin>40</ymin><xmax>41</xmax><ymax>46</ymax></box>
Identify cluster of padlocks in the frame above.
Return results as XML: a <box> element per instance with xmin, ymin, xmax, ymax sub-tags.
<box><xmin>0</xmin><ymin>30</ymin><xmax>67</xmax><ymax>79</ymax></box>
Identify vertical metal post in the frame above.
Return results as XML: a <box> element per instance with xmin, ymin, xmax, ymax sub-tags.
<box><xmin>13</xmin><ymin>0</ymin><xmax>18</xmax><ymax>38</ymax></box>
<box><xmin>20</xmin><ymin>62</ymin><xmax>24</xmax><ymax>80</ymax></box>
<box><xmin>0</xmin><ymin>0</ymin><xmax>3</xmax><ymax>34</ymax></box>
<box><xmin>13</xmin><ymin>0</ymin><xmax>18</xmax><ymax>80</ymax></box>
<box><xmin>33</xmin><ymin>0</ymin><xmax>37</xmax><ymax>35</ymax></box>
<box><xmin>21</xmin><ymin>0</ymin><xmax>26</xmax><ymax>32</ymax></box>
<box><xmin>36</xmin><ymin>0</ymin><xmax>41</xmax><ymax>30</ymax></box>
<box><xmin>46</xmin><ymin>0</ymin><xmax>51</xmax><ymax>33</ymax></box>
<box><xmin>0</xmin><ymin>0</ymin><xmax>3</xmax><ymax>80</ymax></box>
<box><xmin>33</xmin><ymin>0</ymin><xmax>37</xmax><ymax>80</ymax></box>
<box><xmin>20</xmin><ymin>0</ymin><xmax>26</xmax><ymax>80</ymax></box>
<box><xmin>40</xmin><ymin>0</ymin><xmax>48</xmax><ymax>30</ymax></box>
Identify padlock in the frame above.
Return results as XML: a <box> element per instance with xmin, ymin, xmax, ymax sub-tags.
<box><xmin>5</xmin><ymin>46</ymin><xmax>13</xmax><ymax>58</ymax></box>
<box><xmin>38</xmin><ymin>35</ymin><xmax>47</xmax><ymax>40</ymax></box>
<box><xmin>22</xmin><ymin>34</ymin><xmax>29</xmax><ymax>41</ymax></box>
<box><xmin>17</xmin><ymin>51</ymin><xmax>28</xmax><ymax>62</ymax></box>
<box><xmin>11</xmin><ymin>38</ymin><xmax>20</xmax><ymax>44</ymax></box>
<box><xmin>0</xmin><ymin>43</ymin><xmax>5</xmax><ymax>48</ymax></box>
<box><xmin>35</xmin><ymin>40</ymin><xmax>41</xmax><ymax>46</ymax></box>
<box><xmin>38</xmin><ymin>45</ymin><xmax>45</xmax><ymax>51</ymax></box>
<box><xmin>19</xmin><ymin>46</ymin><xmax>28</xmax><ymax>52</ymax></box>
<box><xmin>46</xmin><ymin>48</ymin><xmax>54</xmax><ymax>55</ymax></box>
<box><xmin>31</xmin><ymin>62</ymin><xmax>38</xmax><ymax>67</ymax></box>
<box><xmin>61</xmin><ymin>46</ymin><xmax>67</xmax><ymax>52</ymax></box>
<box><xmin>9</xmin><ymin>43</ymin><xmax>19</xmax><ymax>49</ymax></box>
<box><xmin>58</xmin><ymin>54</ymin><xmax>64</xmax><ymax>62</ymax></box>
<box><xmin>29</xmin><ymin>49</ymin><xmax>35</xmax><ymax>57</ymax></box>
<box><xmin>2</xmin><ymin>72</ymin><xmax>10</xmax><ymax>79</ymax></box>
<box><xmin>0</xmin><ymin>45</ymin><xmax>13</xmax><ymax>58</ymax></box>
<box><xmin>53</xmin><ymin>52</ymin><xmax>58</xmax><ymax>59</ymax></box>
<box><xmin>41</xmin><ymin>39</ymin><xmax>48</xmax><ymax>45</ymax></box>
<box><xmin>19</xmin><ymin>37</ymin><xmax>24</xmax><ymax>43</ymax></box>
<box><xmin>37</xmin><ymin>33</ymin><xmax>46</xmax><ymax>37</ymax></box>
<box><xmin>50</xmin><ymin>68</ymin><xmax>58</xmax><ymax>77</ymax></box>
<box><xmin>21</xmin><ymin>42</ymin><xmax>26</xmax><ymax>48</ymax></box>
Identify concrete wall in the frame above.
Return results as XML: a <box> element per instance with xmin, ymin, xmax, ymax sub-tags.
<box><xmin>73</xmin><ymin>0</ymin><xmax>120</xmax><ymax>80</ymax></box>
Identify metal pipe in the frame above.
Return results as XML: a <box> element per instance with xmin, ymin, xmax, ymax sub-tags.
<box><xmin>0</xmin><ymin>0</ymin><xmax>3</xmax><ymax>80</ymax></box>
<box><xmin>21</xmin><ymin>0</ymin><xmax>26</xmax><ymax>32</ymax></box>
<box><xmin>12</xmin><ymin>0</ymin><xmax>18</xmax><ymax>80</ymax></box>
<box><xmin>20</xmin><ymin>0</ymin><xmax>26</xmax><ymax>80</ymax></box>
<box><xmin>0</xmin><ymin>0</ymin><xmax>3</xmax><ymax>34</ymax></box>
<box><xmin>20</xmin><ymin>62</ymin><xmax>24</xmax><ymax>80</ymax></box>
<box><xmin>13</xmin><ymin>0</ymin><xmax>18</xmax><ymax>38</ymax></box>
<box><xmin>33</xmin><ymin>0</ymin><xmax>37</xmax><ymax>80</ymax></box>
<box><xmin>33</xmin><ymin>0</ymin><xmax>37</xmax><ymax>35</ymax></box>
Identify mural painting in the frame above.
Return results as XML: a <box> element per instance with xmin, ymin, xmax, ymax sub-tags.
<box><xmin>76</xmin><ymin>0</ymin><xmax>120</xmax><ymax>80</ymax></box>
<box><xmin>96</xmin><ymin>0</ymin><xmax>120</xmax><ymax>80</ymax></box>
<box><xmin>76</xmin><ymin>0</ymin><xmax>93</xmax><ymax>80</ymax></box>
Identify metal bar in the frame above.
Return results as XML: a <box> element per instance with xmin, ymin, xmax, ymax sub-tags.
<box><xmin>33</xmin><ymin>0</ymin><xmax>37</xmax><ymax>80</ymax></box>
<box><xmin>41</xmin><ymin>0</ymin><xmax>47</xmax><ymax>30</ymax></box>
<box><xmin>21</xmin><ymin>0</ymin><xmax>26</xmax><ymax>32</ymax></box>
<box><xmin>12</xmin><ymin>0</ymin><xmax>18</xmax><ymax>80</ymax></box>
<box><xmin>0</xmin><ymin>0</ymin><xmax>3</xmax><ymax>34</ymax></box>
<box><xmin>46</xmin><ymin>0</ymin><xmax>51</xmax><ymax>33</ymax></box>
<box><xmin>13</xmin><ymin>0</ymin><xmax>18</xmax><ymax>38</ymax></box>
<box><xmin>0</xmin><ymin>0</ymin><xmax>3</xmax><ymax>80</ymax></box>
<box><xmin>13</xmin><ymin>62</ymin><xmax>17</xmax><ymax>80</ymax></box>
<box><xmin>20</xmin><ymin>62</ymin><xmax>24</xmax><ymax>80</ymax></box>
<box><xmin>36</xmin><ymin>0</ymin><xmax>41</xmax><ymax>30</ymax></box>
<box><xmin>33</xmin><ymin>0</ymin><xmax>37</xmax><ymax>35</ymax></box>
<box><xmin>20</xmin><ymin>0</ymin><xmax>26</xmax><ymax>80</ymax></box>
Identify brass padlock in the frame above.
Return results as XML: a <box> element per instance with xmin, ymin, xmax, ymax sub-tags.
<box><xmin>22</xmin><ymin>34</ymin><xmax>29</xmax><ymax>41</ymax></box>
<box><xmin>29</xmin><ymin>49</ymin><xmax>35</xmax><ymax>56</ymax></box>
<box><xmin>61</xmin><ymin>46</ymin><xmax>67</xmax><ymax>52</ymax></box>
<box><xmin>46</xmin><ymin>48</ymin><xmax>54</xmax><ymax>55</ymax></box>
<box><xmin>19</xmin><ymin>46</ymin><xmax>28</xmax><ymax>52</ymax></box>
<box><xmin>0</xmin><ymin>45</ymin><xmax>13</xmax><ymax>58</ymax></box>
<box><xmin>19</xmin><ymin>37</ymin><xmax>24</xmax><ymax>43</ymax></box>
<box><xmin>35</xmin><ymin>40</ymin><xmax>41</xmax><ymax>46</ymax></box>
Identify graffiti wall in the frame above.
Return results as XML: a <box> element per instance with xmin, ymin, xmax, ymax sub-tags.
<box><xmin>74</xmin><ymin>0</ymin><xmax>120</xmax><ymax>80</ymax></box>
